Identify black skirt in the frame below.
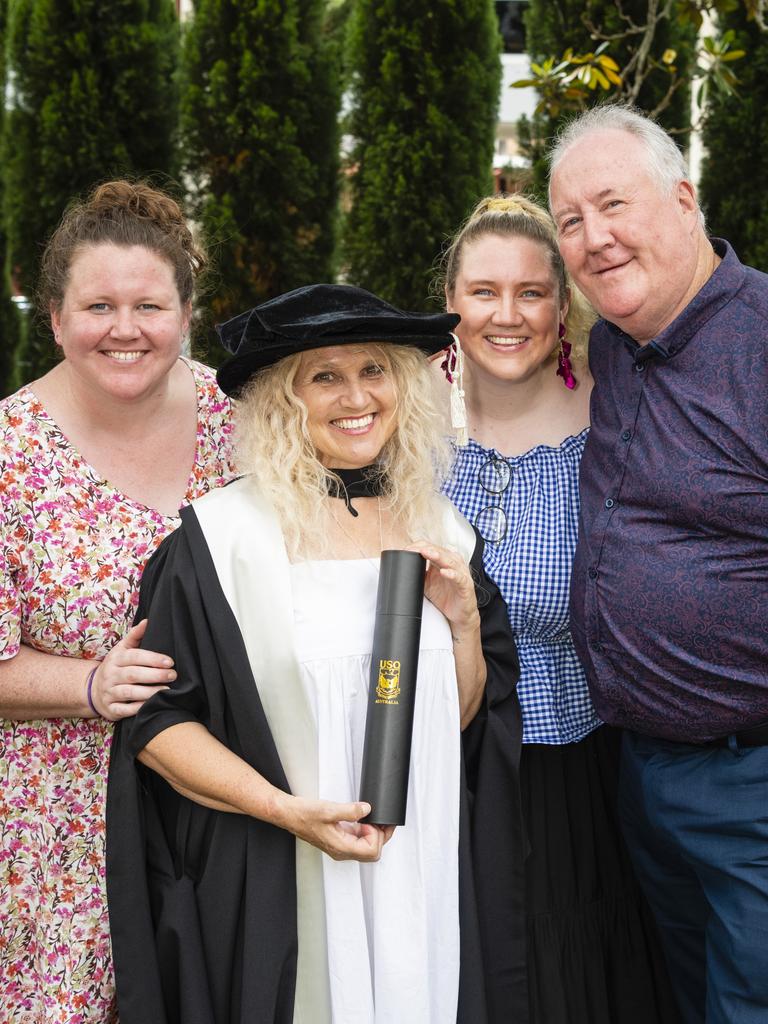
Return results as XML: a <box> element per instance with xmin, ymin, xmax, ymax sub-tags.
<box><xmin>522</xmin><ymin>725</ymin><xmax>681</xmax><ymax>1024</ymax></box>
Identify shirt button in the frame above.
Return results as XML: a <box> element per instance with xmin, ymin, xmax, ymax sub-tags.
<box><xmin>604</xmin><ymin>498</ymin><xmax>615</xmax><ymax>509</ymax></box>
<box><xmin>635</xmin><ymin>363</ymin><xmax>645</xmax><ymax>373</ymax></box>
<box><xmin>592</xmin><ymin>641</ymin><xmax>604</xmax><ymax>654</ymax></box>
<box><xmin>621</xmin><ymin>429</ymin><xmax>632</xmax><ymax>441</ymax></box>
<box><xmin>588</xmin><ymin>568</ymin><xmax>598</xmax><ymax>579</ymax></box>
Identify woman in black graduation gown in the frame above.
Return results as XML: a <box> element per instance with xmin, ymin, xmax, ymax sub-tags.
<box><xmin>106</xmin><ymin>284</ymin><xmax>526</xmax><ymax>1024</ymax></box>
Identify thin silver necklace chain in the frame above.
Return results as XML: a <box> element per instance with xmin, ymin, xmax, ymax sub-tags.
<box><xmin>326</xmin><ymin>496</ymin><xmax>384</xmax><ymax>564</ymax></box>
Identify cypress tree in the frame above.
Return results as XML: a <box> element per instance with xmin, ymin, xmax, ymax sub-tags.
<box><xmin>699</xmin><ymin>10</ymin><xmax>768</xmax><ymax>272</ymax></box>
<box><xmin>521</xmin><ymin>0</ymin><xmax>696</xmax><ymax>200</ymax></box>
<box><xmin>180</xmin><ymin>0</ymin><xmax>340</xmax><ymax>365</ymax></box>
<box><xmin>4</xmin><ymin>0</ymin><xmax>180</xmax><ymax>382</ymax></box>
<box><xmin>343</xmin><ymin>0</ymin><xmax>501</xmax><ymax>310</ymax></box>
<box><xmin>0</xmin><ymin>0</ymin><xmax>21</xmax><ymax>398</ymax></box>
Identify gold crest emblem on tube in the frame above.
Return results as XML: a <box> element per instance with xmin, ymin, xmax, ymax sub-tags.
<box><xmin>376</xmin><ymin>659</ymin><xmax>401</xmax><ymax>703</ymax></box>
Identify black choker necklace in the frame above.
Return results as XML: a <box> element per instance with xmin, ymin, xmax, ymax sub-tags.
<box><xmin>326</xmin><ymin>465</ymin><xmax>386</xmax><ymax>517</ymax></box>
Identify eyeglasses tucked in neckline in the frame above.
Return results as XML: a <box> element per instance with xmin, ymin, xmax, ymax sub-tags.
<box><xmin>476</xmin><ymin>455</ymin><xmax>512</xmax><ymax>543</ymax></box>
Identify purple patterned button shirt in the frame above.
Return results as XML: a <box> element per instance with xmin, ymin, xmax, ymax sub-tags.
<box><xmin>571</xmin><ymin>240</ymin><xmax>768</xmax><ymax>742</ymax></box>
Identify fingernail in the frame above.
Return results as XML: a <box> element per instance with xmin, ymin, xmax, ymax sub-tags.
<box><xmin>162</xmin><ymin>658</ymin><xmax>173</xmax><ymax>667</ymax></box>
<box><xmin>167</xmin><ymin>671</ymin><xmax>176</xmax><ymax>680</ymax></box>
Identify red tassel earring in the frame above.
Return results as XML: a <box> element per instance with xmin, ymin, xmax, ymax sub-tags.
<box><xmin>556</xmin><ymin>323</ymin><xmax>576</xmax><ymax>389</ymax></box>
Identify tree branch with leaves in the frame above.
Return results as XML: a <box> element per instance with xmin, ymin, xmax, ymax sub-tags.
<box><xmin>513</xmin><ymin>0</ymin><xmax>754</xmax><ymax>123</ymax></box>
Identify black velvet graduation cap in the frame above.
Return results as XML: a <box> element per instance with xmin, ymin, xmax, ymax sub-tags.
<box><xmin>216</xmin><ymin>283</ymin><xmax>458</xmax><ymax>396</ymax></box>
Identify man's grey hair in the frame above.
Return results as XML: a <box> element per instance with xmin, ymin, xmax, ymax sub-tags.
<box><xmin>548</xmin><ymin>104</ymin><xmax>690</xmax><ymax>200</ymax></box>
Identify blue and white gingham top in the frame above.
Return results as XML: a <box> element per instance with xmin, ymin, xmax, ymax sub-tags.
<box><xmin>444</xmin><ymin>429</ymin><xmax>601</xmax><ymax>744</ymax></box>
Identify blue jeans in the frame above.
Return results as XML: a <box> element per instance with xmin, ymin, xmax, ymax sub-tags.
<box><xmin>619</xmin><ymin>730</ymin><xmax>768</xmax><ymax>1024</ymax></box>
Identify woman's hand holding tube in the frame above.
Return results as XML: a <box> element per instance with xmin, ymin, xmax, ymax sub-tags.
<box><xmin>140</xmin><ymin>723</ymin><xmax>395</xmax><ymax>863</ymax></box>
<box><xmin>406</xmin><ymin>541</ymin><xmax>487</xmax><ymax>728</ymax></box>
<box><xmin>272</xmin><ymin>793</ymin><xmax>393</xmax><ymax>862</ymax></box>
<box><xmin>405</xmin><ymin>542</ymin><xmax>480</xmax><ymax>636</ymax></box>
<box><xmin>87</xmin><ymin>618</ymin><xmax>176</xmax><ymax>721</ymax></box>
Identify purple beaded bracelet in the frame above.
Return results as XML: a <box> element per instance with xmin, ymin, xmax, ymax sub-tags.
<box><xmin>86</xmin><ymin>665</ymin><xmax>99</xmax><ymax>717</ymax></box>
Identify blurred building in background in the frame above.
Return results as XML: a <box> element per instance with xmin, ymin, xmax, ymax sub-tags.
<box><xmin>494</xmin><ymin>1</ymin><xmax>536</xmax><ymax>189</ymax></box>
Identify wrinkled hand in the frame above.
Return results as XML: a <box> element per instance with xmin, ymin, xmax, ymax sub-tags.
<box><xmin>405</xmin><ymin>542</ymin><xmax>480</xmax><ymax>637</ymax></box>
<box><xmin>87</xmin><ymin>619</ymin><xmax>176</xmax><ymax>721</ymax></box>
<box><xmin>277</xmin><ymin>795</ymin><xmax>394</xmax><ymax>862</ymax></box>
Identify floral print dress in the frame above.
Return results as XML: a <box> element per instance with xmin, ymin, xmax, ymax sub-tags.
<box><xmin>0</xmin><ymin>359</ymin><xmax>235</xmax><ymax>1023</ymax></box>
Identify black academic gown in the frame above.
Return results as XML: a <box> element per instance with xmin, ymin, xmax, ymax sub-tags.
<box><xmin>106</xmin><ymin>503</ymin><xmax>527</xmax><ymax>1024</ymax></box>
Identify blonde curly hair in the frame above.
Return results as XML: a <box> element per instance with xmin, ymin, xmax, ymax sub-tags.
<box><xmin>234</xmin><ymin>343</ymin><xmax>454</xmax><ymax>559</ymax></box>
<box><xmin>436</xmin><ymin>193</ymin><xmax>594</xmax><ymax>358</ymax></box>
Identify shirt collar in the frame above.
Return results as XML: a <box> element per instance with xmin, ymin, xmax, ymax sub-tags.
<box><xmin>604</xmin><ymin>239</ymin><xmax>743</xmax><ymax>363</ymax></box>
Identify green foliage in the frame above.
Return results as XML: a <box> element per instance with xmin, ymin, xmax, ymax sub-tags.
<box><xmin>519</xmin><ymin>0</ymin><xmax>697</xmax><ymax>200</ymax></box>
<box><xmin>3</xmin><ymin>0</ymin><xmax>180</xmax><ymax>384</ymax></box>
<box><xmin>694</xmin><ymin>29</ymin><xmax>746</xmax><ymax>109</ymax></box>
<box><xmin>0</xmin><ymin>290</ymin><xmax>22</xmax><ymax>401</ymax></box>
<box><xmin>343</xmin><ymin>0</ymin><xmax>501</xmax><ymax>310</ymax></box>
<box><xmin>525</xmin><ymin>1</ymin><xmax>697</xmax><ymax>124</ymax></box>
<box><xmin>512</xmin><ymin>42</ymin><xmax>622</xmax><ymax>118</ymax></box>
<box><xmin>180</xmin><ymin>0</ymin><xmax>340</xmax><ymax>366</ymax></box>
<box><xmin>0</xmin><ymin>0</ymin><xmax>22</xmax><ymax>398</ymax></box>
<box><xmin>699</xmin><ymin>8</ymin><xmax>768</xmax><ymax>271</ymax></box>
<box><xmin>324</xmin><ymin>0</ymin><xmax>354</xmax><ymax>53</ymax></box>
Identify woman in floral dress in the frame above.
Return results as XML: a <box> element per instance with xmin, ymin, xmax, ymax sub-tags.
<box><xmin>0</xmin><ymin>181</ymin><xmax>235</xmax><ymax>1022</ymax></box>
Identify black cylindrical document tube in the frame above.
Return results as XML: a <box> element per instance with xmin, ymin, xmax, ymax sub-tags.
<box><xmin>359</xmin><ymin>549</ymin><xmax>426</xmax><ymax>826</ymax></box>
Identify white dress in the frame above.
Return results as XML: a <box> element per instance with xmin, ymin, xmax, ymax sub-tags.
<box><xmin>290</xmin><ymin>558</ymin><xmax>462</xmax><ymax>1024</ymax></box>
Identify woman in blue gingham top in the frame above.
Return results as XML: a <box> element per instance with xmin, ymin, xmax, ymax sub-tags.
<box><xmin>444</xmin><ymin>429</ymin><xmax>597</xmax><ymax>744</ymax></box>
<box><xmin>438</xmin><ymin>196</ymin><xmax>680</xmax><ymax>1024</ymax></box>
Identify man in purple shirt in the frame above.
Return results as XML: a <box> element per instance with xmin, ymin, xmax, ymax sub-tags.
<box><xmin>548</xmin><ymin>104</ymin><xmax>768</xmax><ymax>1024</ymax></box>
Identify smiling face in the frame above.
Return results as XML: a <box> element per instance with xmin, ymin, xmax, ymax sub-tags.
<box><xmin>447</xmin><ymin>233</ymin><xmax>566</xmax><ymax>385</ymax></box>
<box><xmin>292</xmin><ymin>345</ymin><xmax>398</xmax><ymax>469</ymax></box>
<box><xmin>550</xmin><ymin>129</ymin><xmax>702</xmax><ymax>343</ymax></box>
<box><xmin>50</xmin><ymin>242</ymin><xmax>189</xmax><ymax>403</ymax></box>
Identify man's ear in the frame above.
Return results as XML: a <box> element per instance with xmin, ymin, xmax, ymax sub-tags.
<box><xmin>678</xmin><ymin>179</ymin><xmax>700</xmax><ymax>228</ymax></box>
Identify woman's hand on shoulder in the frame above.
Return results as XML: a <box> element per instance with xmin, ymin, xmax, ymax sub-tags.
<box><xmin>405</xmin><ymin>542</ymin><xmax>481</xmax><ymax>639</ymax></box>
<box><xmin>87</xmin><ymin>618</ymin><xmax>177</xmax><ymax>721</ymax></box>
<box><xmin>272</xmin><ymin>792</ymin><xmax>393</xmax><ymax>862</ymax></box>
